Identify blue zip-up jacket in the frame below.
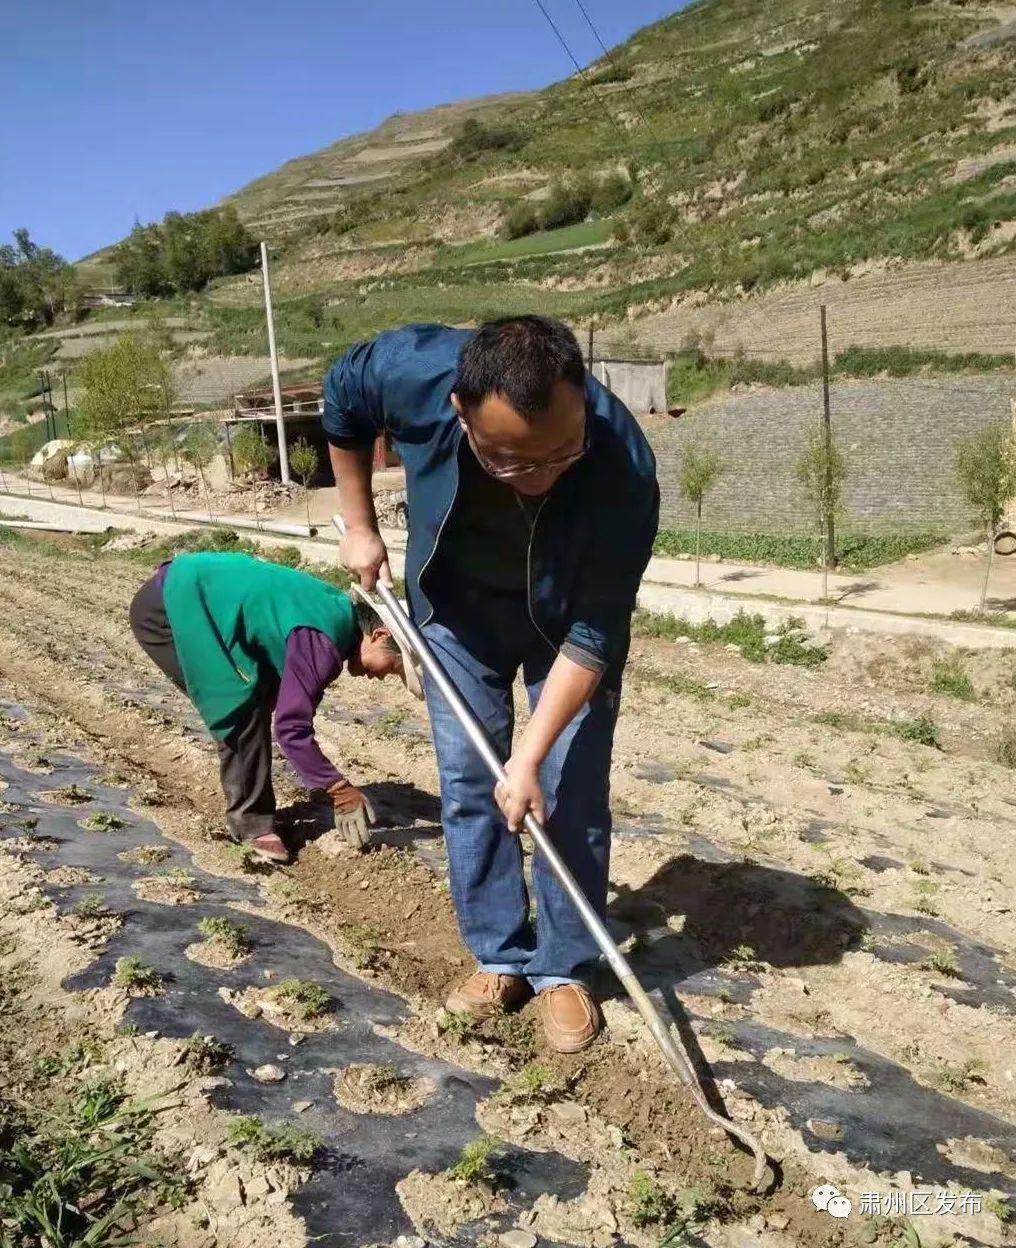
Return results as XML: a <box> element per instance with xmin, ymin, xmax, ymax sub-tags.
<box><xmin>322</xmin><ymin>324</ymin><xmax>659</xmax><ymax>685</ymax></box>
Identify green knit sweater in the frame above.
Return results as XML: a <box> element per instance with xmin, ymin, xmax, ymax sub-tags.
<box><xmin>162</xmin><ymin>553</ymin><xmax>357</xmax><ymax>740</ymax></box>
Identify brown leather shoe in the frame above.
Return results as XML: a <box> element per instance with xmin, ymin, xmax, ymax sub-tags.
<box><xmin>249</xmin><ymin>832</ymin><xmax>290</xmax><ymax>864</ymax></box>
<box><xmin>445</xmin><ymin>971</ymin><xmax>531</xmax><ymax>1019</ymax></box>
<box><xmin>538</xmin><ymin>984</ymin><xmax>601</xmax><ymax>1053</ymax></box>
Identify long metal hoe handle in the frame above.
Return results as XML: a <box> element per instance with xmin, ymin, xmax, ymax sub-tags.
<box><xmin>373</xmin><ymin>581</ymin><xmax>770</xmax><ymax>1190</ymax></box>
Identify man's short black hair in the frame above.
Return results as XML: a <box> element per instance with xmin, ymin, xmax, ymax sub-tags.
<box><xmin>454</xmin><ymin>316</ymin><xmax>586</xmax><ymax>419</ymax></box>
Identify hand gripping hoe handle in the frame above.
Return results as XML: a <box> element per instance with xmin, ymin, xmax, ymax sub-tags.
<box><xmin>371</xmin><ymin>580</ymin><xmax>773</xmax><ymax>1191</ymax></box>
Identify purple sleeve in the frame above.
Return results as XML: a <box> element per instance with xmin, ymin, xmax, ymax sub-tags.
<box><xmin>273</xmin><ymin>628</ymin><xmax>346</xmax><ymax>791</ymax></box>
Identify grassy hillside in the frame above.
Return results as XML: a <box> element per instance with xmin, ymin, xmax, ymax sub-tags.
<box><xmin>68</xmin><ymin>0</ymin><xmax>1016</xmax><ymax>367</ymax></box>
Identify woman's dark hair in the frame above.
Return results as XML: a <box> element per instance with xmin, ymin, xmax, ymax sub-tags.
<box><xmin>454</xmin><ymin>316</ymin><xmax>585</xmax><ymax>419</ymax></box>
<box><xmin>354</xmin><ymin>600</ymin><xmax>401</xmax><ymax>656</ymax></box>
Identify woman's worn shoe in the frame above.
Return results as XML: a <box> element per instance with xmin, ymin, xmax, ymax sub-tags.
<box><xmin>249</xmin><ymin>832</ymin><xmax>290</xmax><ymax>864</ymax></box>
<box><xmin>538</xmin><ymin>984</ymin><xmax>601</xmax><ymax>1053</ymax></box>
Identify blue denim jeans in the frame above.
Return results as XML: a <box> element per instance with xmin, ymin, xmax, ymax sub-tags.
<box><xmin>421</xmin><ymin>581</ymin><xmax>619</xmax><ymax>994</ymax></box>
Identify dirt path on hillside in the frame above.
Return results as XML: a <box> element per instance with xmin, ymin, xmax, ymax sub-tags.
<box><xmin>2</xmin><ymin>532</ymin><xmax>1016</xmax><ymax>1245</ymax></box>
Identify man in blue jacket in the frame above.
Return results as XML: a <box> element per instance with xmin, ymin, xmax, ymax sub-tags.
<box><xmin>323</xmin><ymin>317</ymin><xmax>658</xmax><ymax>1052</ymax></box>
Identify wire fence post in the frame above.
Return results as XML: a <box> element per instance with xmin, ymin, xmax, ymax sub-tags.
<box><xmin>260</xmin><ymin>241</ymin><xmax>291</xmax><ymax>485</ymax></box>
<box><xmin>223</xmin><ymin>420</ymin><xmax>235</xmax><ymax>481</ymax></box>
<box><xmin>820</xmin><ymin>305</ymin><xmax>836</xmax><ymax>574</ymax></box>
<box><xmin>95</xmin><ymin>450</ymin><xmax>107</xmax><ymax>509</ymax></box>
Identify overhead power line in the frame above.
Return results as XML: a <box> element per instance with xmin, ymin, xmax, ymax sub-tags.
<box><xmin>529</xmin><ymin>0</ymin><xmax>627</xmax><ymax>140</ymax></box>
<box><xmin>571</xmin><ymin>0</ymin><xmax>662</xmax><ymax>143</ymax></box>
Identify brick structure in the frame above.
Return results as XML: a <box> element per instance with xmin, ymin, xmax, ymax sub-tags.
<box><xmin>641</xmin><ymin>374</ymin><xmax>1014</xmax><ymax>535</ymax></box>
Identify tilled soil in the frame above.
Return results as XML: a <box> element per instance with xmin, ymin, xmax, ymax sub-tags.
<box><xmin>2</xmin><ymin>531</ymin><xmax>1016</xmax><ymax>1246</ymax></box>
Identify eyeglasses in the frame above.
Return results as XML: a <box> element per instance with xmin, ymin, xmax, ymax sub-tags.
<box><xmin>463</xmin><ymin>423</ymin><xmax>587</xmax><ymax>481</ymax></box>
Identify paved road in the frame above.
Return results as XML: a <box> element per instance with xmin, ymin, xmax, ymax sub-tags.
<box><xmin>3</xmin><ymin>483</ymin><xmax>1016</xmax><ymax>651</ymax></box>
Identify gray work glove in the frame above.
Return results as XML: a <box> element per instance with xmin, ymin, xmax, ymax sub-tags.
<box><xmin>327</xmin><ymin>779</ymin><xmax>376</xmax><ymax>850</ymax></box>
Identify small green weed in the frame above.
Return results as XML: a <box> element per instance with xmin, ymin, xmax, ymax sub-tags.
<box><xmin>486</xmin><ymin>1010</ymin><xmax>537</xmax><ymax>1062</ymax></box>
<box><xmin>197</xmin><ymin>916</ymin><xmax>250</xmax><ymax>958</ymax></box>
<box><xmin>266</xmin><ymin>978</ymin><xmax>331</xmax><ymax>1021</ymax></box>
<box><xmin>892</xmin><ymin>716</ymin><xmax>942</xmax><ymax>749</ymax></box>
<box><xmin>933</xmin><ymin>1057</ymin><xmax>987</xmax><ymax>1093</ymax></box>
<box><xmin>117</xmin><ymin>844</ymin><xmax>170</xmax><ymax>866</ymax></box>
<box><xmin>722</xmin><ymin>944</ymin><xmax>762</xmax><ymax>972</ymax></box>
<box><xmin>436</xmin><ymin>1009</ymin><xmax>476</xmax><ymax>1040</ymax></box>
<box><xmin>987</xmin><ymin>1195</ymin><xmax>1013</xmax><ymax>1224</ymax></box>
<box><xmin>81</xmin><ymin>811</ymin><xmax>125</xmax><ymax>833</ymax></box>
<box><xmin>497</xmin><ymin>1063</ymin><xmax>562</xmax><ymax>1105</ymax></box>
<box><xmin>920</xmin><ymin>942</ymin><xmax>961</xmax><ymax>978</ymax></box>
<box><xmin>227</xmin><ymin>1114</ymin><xmax>320</xmax><ymax>1163</ymax></box>
<box><xmin>844</xmin><ymin>758</ymin><xmax>871</xmax><ymax>785</ymax></box>
<box><xmin>653</xmin><ymin>670</ymin><xmax>716</xmax><ymax>701</ymax></box>
<box><xmin>930</xmin><ymin>654</ymin><xmax>975</xmax><ymax>701</ymax></box>
<box><xmin>995</xmin><ymin>724</ymin><xmax>1016</xmax><ymax>770</ymax></box>
<box><xmin>341</xmin><ymin>922</ymin><xmax>383</xmax><ymax>971</ymax></box>
<box><xmin>221</xmin><ymin>841</ymin><xmax>262</xmax><ymax>872</ymax></box>
<box><xmin>182</xmin><ymin>1032</ymin><xmax>235</xmax><ymax>1074</ymax></box>
<box><xmin>34</xmin><ymin>1039</ymin><xmax>103</xmax><ymax>1079</ymax></box>
<box><xmin>48</xmin><ymin>784</ymin><xmax>92</xmax><ymax>805</ymax></box>
<box><xmin>812</xmin><ymin>709</ymin><xmax>872</xmax><ymax>732</ymax></box>
<box><xmin>909</xmin><ymin>857</ymin><xmax>931</xmax><ymax>875</ymax></box>
<box><xmin>72</xmin><ymin>894</ymin><xmax>108</xmax><ymax>918</ymax></box>
<box><xmin>160</xmin><ymin>868</ymin><xmax>194</xmax><ymax>885</ymax></box>
<box><xmin>629</xmin><ymin>1171</ymin><xmax>678</xmax><ymax>1228</ymax></box>
<box><xmin>376</xmin><ymin>708</ymin><xmax>409</xmax><ymax>738</ymax></box>
<box><xmin>363</xmin><ymin>1064</ymin><xmax>409</xmax><ymax>1094</ymax></box>
<box><xmin>658</xmin><ymin>1183</ymin><xmax>720</xmax><ymax>1243</ymax></box>
<box><xmin>448</xmin><ymin>1134</ymin><xmax>499</xmax><ymax>1184</ymax></box>
<box><xmin>112</xmin><ymin>955</ymin><xmax>162</xmax><ymax>994</ymax></box>
<box><xmin>812</xmin><ymin>854</ymin><xmax>870</xmax><ymax>897</ymax></box>
<box><xmin>265</xmin><ymin>877</ymin><xmax>304</xmax><ymax>904</ymax></box>
<box><xmin>910</xmin><ymin>880</ymin><xmax>941</xmax><ymax>916</ymax></box>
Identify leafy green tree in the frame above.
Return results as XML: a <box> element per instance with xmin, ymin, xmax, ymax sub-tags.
<box><xmin>0</xmin><ymin>229</ymin><xmax>78</xmax><ymax>330</ymax></box>
<box><xmin>231</xmin><ymin>424</ymin><xmax>277</xmax><ymax>529</ymax></box>
<box><xmin>181</xmin><ymin>423</ymin><xmax>218</xmax><ymax>520</ymax></box>
<box><xmin>113</xmin><ymin>209</ymin><xmax>257</xmax><ymax>296</ymax></box>
<box><xmin>161</xmin><ymin>213</ymin><xmax>206</xmax><ymax>293</ymax></box>
<box><xmin>678</xmin><ymin>443</ymin><xmax>726</xmax><ymax>586</ymax></box>
<box><xmin>289</xmin><ymin>438</ymin><xmax>319</xmax><ymax>532</ymax></box>
<box><xmin>76</xmin><ymin>333</ymin><xmax>166</xmax><ymax>509</ymax></box>
<box><xmin>201</xmin><ymin>205</ymin><xmax>258</xmax><ymax>277</ymax></box>
<box><xmin>151</xmin><ymin>432</ymin><xmax>179</xmax><ymax>519</ymax></box>
<box><xmin>955</xmin><ymin>424</ymin><xmax>1016</xmax><ymax>611</ymax></box>
<box><xmin>112</xmin><ymin>222</ymin><xmax>169</xmax><ymax>297</ymax></box>
<box><xmin>796</xmin><ymin>424</ymin><xmax>847</xmax><ymax>600</ymax></box>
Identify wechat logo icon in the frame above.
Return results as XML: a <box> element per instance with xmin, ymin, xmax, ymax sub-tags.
<box><xmin>812</xmin><ymin>1184</ymin><xmax>852</xmax><ymax>1219</ymax></box>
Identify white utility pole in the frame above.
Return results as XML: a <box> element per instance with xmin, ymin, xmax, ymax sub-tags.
<box><xmin>260</xmin><ymin>241</ymin><xmax>290</xmax><ymax>485</ymax></box>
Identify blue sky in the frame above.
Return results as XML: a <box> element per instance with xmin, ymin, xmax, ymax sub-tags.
<box><xmin>2</xmin><ymin>0</ymin><xmax>690</xmax><ymax>261</ymax></box>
